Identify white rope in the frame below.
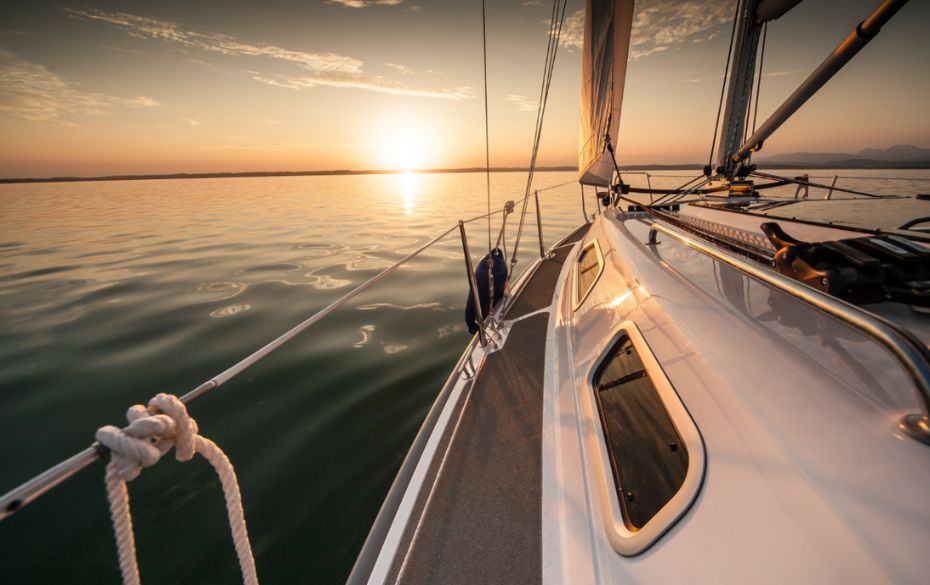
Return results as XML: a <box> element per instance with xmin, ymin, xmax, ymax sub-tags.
<box><xmin>95</xmin><ymin>393</ymin><xmax>259</xmax><ymax>585</ymax></box>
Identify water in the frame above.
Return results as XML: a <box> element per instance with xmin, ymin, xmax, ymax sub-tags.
<box><xmin>0</xmin><ymin>169</ymin><xmax>927</xmax><ymax>584</ymax></box>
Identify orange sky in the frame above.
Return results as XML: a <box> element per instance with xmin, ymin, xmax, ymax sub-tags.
<box><xmin>1</xmin><ymin>0</ymin><xmax>928</xmax><ymax>178</ymax></box>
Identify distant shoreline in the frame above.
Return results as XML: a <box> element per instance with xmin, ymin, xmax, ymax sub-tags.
<box><xmin>0</xmin><ymin>166</ymin><xmax>575</xmax><ymax>185</ymax></box>
<box><xmin>2</xmin><ymin>162</ymin><xmax>929</xmax><ymax>185</ymax></box>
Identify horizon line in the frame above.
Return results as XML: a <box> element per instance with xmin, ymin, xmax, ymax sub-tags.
<box><xmin>3</xmin><ymin>160</ymin><xmax>930</xmax><ymax>185</ymax></box>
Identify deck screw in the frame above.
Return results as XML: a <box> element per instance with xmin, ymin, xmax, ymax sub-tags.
<box><xmin>668</xmin><ymin>441</ymin><xmax>678</xmax><ymax>451</ymax></box>
<box><xmin>625</xmin><ymin>491</ymin><xmax>634</xmax><ymax>502</ymax></box>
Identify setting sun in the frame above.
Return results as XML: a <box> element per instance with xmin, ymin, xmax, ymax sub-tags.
<box><xmin>377</xmin><ymin>119</ymin><xmax>436</xmax><ymax>171</ymax></box>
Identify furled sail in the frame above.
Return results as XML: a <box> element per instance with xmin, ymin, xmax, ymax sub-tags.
<box><xmin>579</xmin><ymin>0</ymin><xmax>635</xmax><ymax>186</ymax></box>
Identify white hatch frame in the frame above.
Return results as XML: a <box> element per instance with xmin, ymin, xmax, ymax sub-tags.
<box><xmin>572</xmin><ymin>238</ymin><xmax>605</xmax><ymax>311</ymax></box>
<box><xmin>581</xmin><ymin>320</ymin><xmax>706</xmax><ymax>556</ymax></box>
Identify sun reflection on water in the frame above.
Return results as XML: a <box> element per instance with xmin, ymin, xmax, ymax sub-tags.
<box><xmin>400</xmin><ymin>171</ymin><xmax>418</xmax><ymax>215</ymax></box>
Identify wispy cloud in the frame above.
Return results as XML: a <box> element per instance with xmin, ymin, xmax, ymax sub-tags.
<box><xmin>64</xmin><ymin>6</ymin><xmax>469</xmax><ymax>100</ymax></box>
<box><xmin>99</xmin><ymin>44</ymin><xmax>142</xmax><ymax>54</ymax></box>
<box><xmin>198</xmin><ymin>140</ymin><xmax>378</xmax><ymax>151</ymax></box>
<box><xmin>386</xmin><ymin>62</ymin><xmax>413</xmax><ymax>75</ymax></box>
<box><xmin>64</xmin><ymin>7</ymin><xmax>362</xmax><ymax>74</ymax></box>
<box><xmin>327</xmin><ymin>0</ymin><xmax>403</xmax><ymax>8</ymax></box>
<box><xmin>765</xmin><ymin>69</ymin><xmax>806</xmax><ymax>78</ymax></box>
<box><xmin>558</xmin><ymin>10</ymin><xmax>584</xmax><ymax>50</ymax></box>
<box><xmin>0</xmin><ymin>49</ymin><xmax>158</xmax><ymax>125</ymax></box>
<box><xmin>505</xmin><ymin>94</ymin><xmax>538</xmax><ymax>112</ymax></box>
<box><xmin>0</xmin><ymin>29</ymin><xmax>38</xmax><ymax>37</ymax></box>
<box><xmin>184</xmin><ymin>117</ymin><xmax>201</xmax><ymax>127</ymax></box>
<box><xmin>630</xmin><ymin>1</ymin><xmax>731</xmax><ymax>59</ymax></box>
<box><xmin>251</xmin><ymin>74</ymin><xmax>472</xmax><ymax>100</ymax></box>
<box><xmin>558</xmin><ymin>2</ymin><xmax>732</xmax><ymax>59</ymax></box>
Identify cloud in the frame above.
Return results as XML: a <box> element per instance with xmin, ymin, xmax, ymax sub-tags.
<box><xmin>64</xmin><ymin>7</ymin><xmax>469</xmax><ymax>100</ymax></box>
<box><xmin>558</xmin><ymin>10</ymin><xmax>584</xmax><ymax>50</ymax></box>
<box><xmin>0</xmin><ymin>49</ymin><xmax>158</xmax><ymax>124</ymax></box>
<box><xmin>765</xmin><ymin>69</ymin><xmax>805</xmax><ymax>77</ymax></box>
<box><xmin>630</xmin><ymin>1</ymin><xmax>731</xmax><ymax>59</ymax></box>
<box><xmin>557</xmin><ymin>2</ymin><xmax>732</xmax><ymax>59</ymax></box>
<box><xmin>0</xmin><ymin>29</ymin><xmax>38</xmax><ymax>37</ymax></box>
<box><xmin>327</xmin><ymin>0</ymin><xmax>402</xmax><ymax>7</ymax></box>
<box><xmin>251</xmin><ymin>74</ymin><xmax>472</xmax><ymax>100</ymax></box>
<box><xmin>64</xmin><ymin>7</ymin><xmax>362</xmax><ymax>74</ymax></box>
<box><xmin>184</xmin><ymin>117</ymin><xmax>201</xmax><ymax>126</ymax></box>
<box><xmin>386</xmin><ymin>62</ymin><xmax>413</xmax><ymax>75</ymax></box>
<box><xmin>505</xmin><ymin>94</ymin><xmax>538</xmax><ymax>112</ymax></box>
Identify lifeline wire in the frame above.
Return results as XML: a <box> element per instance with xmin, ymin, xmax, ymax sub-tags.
<box><xmin>0</xmin><ymin>187</ymin><xmax>573</xmax><ymax>520</ymax></box>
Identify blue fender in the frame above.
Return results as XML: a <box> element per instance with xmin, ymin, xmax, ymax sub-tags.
<box><xmin>465</xmin><ymin>248</ymin><xmax>508</xmax><ymax>334</ymax></box>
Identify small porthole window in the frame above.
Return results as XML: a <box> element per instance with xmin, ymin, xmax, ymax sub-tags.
<box><xmin>583</xmin><ymin>323</ymin><xmax>705</xmax><ymax>556</ymax></box>
<box><xmin>574</xmin><ymin>239</ymin><xmax>603</xmax><ymax>310</ymax></box>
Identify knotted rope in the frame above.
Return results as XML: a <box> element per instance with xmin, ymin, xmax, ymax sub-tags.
<box><xmin>95</xmin><ymin>393</ymin><xmax>258</xmax><ymax>585</ymax></box>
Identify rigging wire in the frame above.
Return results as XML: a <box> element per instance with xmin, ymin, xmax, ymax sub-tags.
<box><xmin>510</xmin><ymin>0</ymin><xmax>568</xmax><ymax>273</ymax></box>
<box><xmin>480</xmin><ymin>0</ymin><xmax>492</xmax><ymax>254</ymax></box>
<box><xmin>708</xmin><ymin>0</ymin><xmax>743</xmax><ymax>170</ymax></box>
<box><xmin>750</xmin><ymin>170</ymin><xmax>901</xmax><ymax>199</ymax></box>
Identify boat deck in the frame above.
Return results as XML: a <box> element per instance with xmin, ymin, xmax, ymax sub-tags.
<box><xmin>384</xmin><ymin>225</ymin><xmax>587</xmax><ymax>585</ymax></box>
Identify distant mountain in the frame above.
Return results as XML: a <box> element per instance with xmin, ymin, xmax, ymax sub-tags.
<box><xmin>855</xmin><ymin>144</ymin><xmax>930</xmax><ymax>161</ymax></box>
<box><xmin>758</xmin><ymin>144</ymin><xmax>930</xmax><ymax>168</ymax></box>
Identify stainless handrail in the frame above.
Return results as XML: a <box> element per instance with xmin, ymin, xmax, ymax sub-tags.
<box><xmin>534</xmin><ymin>190</ymin><xmax>546</xmax><ymax>258</ymax></box>
<box><xmin>649</xmin><ymin>221</ymin><xmax>930</xmax><ymax>445</ymax></box>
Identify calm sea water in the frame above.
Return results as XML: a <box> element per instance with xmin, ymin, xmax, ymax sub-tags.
<box><xmin>1</xmin><ymin>169</ymin><xmax>928</xmax><ymax>584</ymax></box>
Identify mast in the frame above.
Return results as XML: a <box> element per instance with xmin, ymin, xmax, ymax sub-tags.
<box><xmin>714</xmin><ymin>0</ymin><xmax>764</xmax><ymax>178</ymax></box>
<box><xmin>732</xmin><ymin>0</ymin><xmax>910</xmax><ymax>164</ymax></box>
<box><xmin>715</xmin><ymin>0</ymin><xmax>805</xmax><ymax>178</ymax></box>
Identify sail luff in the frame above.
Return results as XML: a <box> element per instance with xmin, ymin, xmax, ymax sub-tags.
<box><xmin>579</xmin><ymin>0</ymin><xmax>635</xmax><ymax>187</ymax></box>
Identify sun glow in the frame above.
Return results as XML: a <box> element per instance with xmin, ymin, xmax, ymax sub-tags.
<box><xmin>377</xmin><ymin>118</ymin><xmax>436</xmax><ymax>171</ymax></box>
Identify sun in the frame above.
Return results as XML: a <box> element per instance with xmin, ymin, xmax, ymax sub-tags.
<box><xmin>377</xmin><ymin>118</ymin><xmax>435</xmax><ymax>171</ymax></box>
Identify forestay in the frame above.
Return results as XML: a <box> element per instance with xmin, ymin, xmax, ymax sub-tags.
<box><xmin>578</xmin><ymin>0</ymin><xmax>635</xmax><ymax>186</ymax></box>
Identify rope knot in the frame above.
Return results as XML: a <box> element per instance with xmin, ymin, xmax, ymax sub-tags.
<box><xmin>95</xmin><ymin>393</ymin><xmax>199</xmax><ymax>482</ymax></box>
<box><xmin>97</xmin><ymin>392</ymin><xmax>258</xmax><ymax>585</ymax></box>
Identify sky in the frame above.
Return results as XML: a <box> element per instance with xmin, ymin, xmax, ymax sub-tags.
<box><xmin>0</xmin><ymin>0</ymin><xmax>928</xmax><ymax>178</ymax></box>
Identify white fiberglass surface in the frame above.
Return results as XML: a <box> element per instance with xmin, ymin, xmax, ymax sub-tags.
<box><xmin>541</xmin><ymin>213</ymin><xmax>930</xmax><ymax>585</ymax></box>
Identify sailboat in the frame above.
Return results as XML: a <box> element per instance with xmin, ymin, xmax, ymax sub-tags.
<box><xmin>345</xmin><ymin>0</ymin><xmax>930</xmax><ymax>583</ymax></box>
<box><xmin>2</xmin><ymin>0</ymin><xmax>929</xmax><ymax>584</ymax></box>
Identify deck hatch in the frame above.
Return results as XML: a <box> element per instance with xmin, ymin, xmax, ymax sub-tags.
<box><xmin>583</xmin><ymin>322</ymin><xmax>705</xmax><ymax>555</ymax></box>
<box><xmin>574</xmin><ymin>239</ymin><xmax>604</xmax><ymax>310</ymax></box>
<box><xmin>594</xmin><ymin>336</ymin><xmax>689</xmax><ymax>529</ymax></box>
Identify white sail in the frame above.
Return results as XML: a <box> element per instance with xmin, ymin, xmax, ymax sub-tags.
<box><xmin>579</xmin><ymin>0</ymin><xmax>635</xmax><ymax>186</ymax></box>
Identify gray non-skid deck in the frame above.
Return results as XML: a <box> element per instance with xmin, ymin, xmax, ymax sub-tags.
<box><xmin>506</xmin><ymin>223</ymin><xmax>590</xmax><ymax>320</ymax></box>
<box><xmin>388</xmin><ymin>224</ymin><xmax>588</xmax><ymax>585</ymax></box>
